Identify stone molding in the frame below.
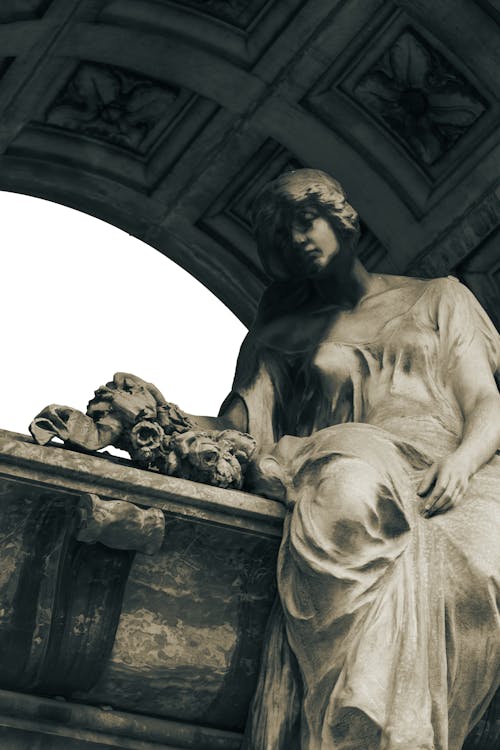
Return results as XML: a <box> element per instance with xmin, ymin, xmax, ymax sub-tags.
<box><xmin>0</xmin><ymin>430</ymin><xmax>284</xmax><ymax>538</ymax></box>
<box><xmin>407</xmin><ymin>181</ymin><xmax>500</xmax><ymax>276</ymax></box>
<box><xmin>0</xmin><ymin>688</ymin><xmax>243</xmax><ymax>749</ymax></box>
<box><xmin>0</xmin><ymin>429</ymin><xmax>282</xmax><ymax>730</ymax></box>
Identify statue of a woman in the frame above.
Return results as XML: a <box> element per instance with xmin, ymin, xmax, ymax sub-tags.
<box><xmin>220</xmin><ymin>170</ymin><xmax>500</xmax><ymax>750</ymax></box>
<box><xmin>29</xmin><ymin>168</ymin><xmax>499</xmax><ymax>750</ymax></box>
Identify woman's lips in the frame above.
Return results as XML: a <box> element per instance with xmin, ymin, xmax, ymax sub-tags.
<box><xmin>303</xmin><ymin>248</ymin><xmax>322</xmax><ymax>264</ymax></box>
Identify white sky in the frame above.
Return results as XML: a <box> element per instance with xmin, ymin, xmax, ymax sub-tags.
<box><xmin>0</xmin><ymin>191</ymin><xmax>247</xmax><ymax>438</ymax></box>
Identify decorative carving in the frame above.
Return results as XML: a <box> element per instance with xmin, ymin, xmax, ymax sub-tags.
<box><xmin>199</xmin><ymin>141</ymin><xmax>301</xmax><ymax>278</ymax></box>
<box><xmin>45</xmin><ymin>63</ymin><xmax>182</xmax><ymax>153</ymax></box>
<box><xmin>0</xmin><ymin>487</ymin><xmax>133</xmax><ymax>696</ymax></box>
<box><xmin>407</xmin><ymin>183</ymin><xmax>500</xmax><ymax>277</ymax></box>
<box><xmin>30</xmin><ymin>373</ymin><xmax>256</xmax><ymax>490</ymax></box>
<box><xmin>0</xmin><ymin>434</ymin><xmax>281</xmax><ymax>733</ymax></box>
<box><xmin>353</xmin><ymin>30</ymin><xmax>486</xmax><ymax>165</ymax></box>
<box><xmin>77</xmin><ymin>493</ymin><xmax>165</xmax><ymax>556</ymax></box>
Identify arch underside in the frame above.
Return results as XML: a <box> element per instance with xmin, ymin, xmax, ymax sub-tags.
<box><xmin>0</xmin><ymin>0</ymin><xmax>499</xmax><ymax>327</ymax></box>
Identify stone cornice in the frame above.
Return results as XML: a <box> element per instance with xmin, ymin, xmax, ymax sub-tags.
<box><xmin>0</xmin><ymin>688</ymin><xmax>243</xmax><ymax>749</ymax></box>
<box><xmin>0</xmin><ymin>430</ymin><xmax>285</xmax><ymax>538</ymax></box>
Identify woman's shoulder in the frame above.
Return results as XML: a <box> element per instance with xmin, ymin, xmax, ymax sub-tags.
<box><xmin>377</xmin><ymin>273</ymin><xmax>458</xmax><ymax>292</ymax></box>
<box><xmin>377</xmin><ymin>274</ymin><xmax>469</xmax><ymax>306</ymax></box>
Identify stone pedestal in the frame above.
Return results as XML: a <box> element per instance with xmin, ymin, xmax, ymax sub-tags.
<box><xmin>0</xmin><ymin>430</ymin><xmax>284</xmax><ymax>748</ymax></box>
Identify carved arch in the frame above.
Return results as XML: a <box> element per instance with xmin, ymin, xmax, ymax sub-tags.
<box><xmin>0</xmin><ymin>0</ymin><xmax>498</xmax><ymax>327</ymax></box>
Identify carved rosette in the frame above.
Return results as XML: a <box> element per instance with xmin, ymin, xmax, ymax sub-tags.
<box><xmin>353</xmin><ymin>30</ymin><xmax>486</xmax><ymax>165</ymax></box>
<box><xmin>45</xmin><ymin>63</ymin><xmax>181</xmax><ymax>153</ymax></box>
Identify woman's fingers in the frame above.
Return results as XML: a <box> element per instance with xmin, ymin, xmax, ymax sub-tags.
<box><xmin>423</xmin><ymin>479</ymin><xmax>465</xmax><ymax>517</ymax></box>
<box><xmin>417</xmin><ymin>464</ymin><xmax>438</xmax><ymax>497</ymax></box>
<box><xmin>420</xmin><ymin>465</ymin><xmax>454</xmax><ymax>516</ymax></box>
<box><xmin>422</xmin><ymin>484</ymin><xmax>447</xmax><ymax>516</ymax></box>
<box><xmin>419</xmin><ymin>454</ymin><xmax>470</xmax><ymax>518</ymax></box>
<box><xmin>424</xmin><ymin>486</ymin><xmax>452</xmax><ymax>516</ymax></box>
<box><xmin>433</xmin><ymin>495</ymin><xmax>455</xmax><ymax>515</ymax></box>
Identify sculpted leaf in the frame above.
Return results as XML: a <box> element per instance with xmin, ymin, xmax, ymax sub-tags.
<box><xmin>125</xmin><ymin>85</ymin><xmax>178</xmax><ymax>124</ymax></box>
<box><xmin>72</xmin><ymin>64</ymin><xmax>119</xmax><ymax>108</ymax></box>
<box><xmin>427</xmin><ymin>89</ymin><xmax>485</xmax><ymax>126</ymax></box>
<box><xmin>389</xmin><ymin>32</ymin><xmax>430</xmax><ymax>89</ymax></box>
<box><xmin>46</xmin><ymin>104</ymin><xmax>95</xmax><ymax>129</ymax></box>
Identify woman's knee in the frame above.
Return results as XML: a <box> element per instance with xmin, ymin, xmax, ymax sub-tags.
<box><xmin>313</xmin><ymin>458</ymin><xmax>408</xmax><ymax>548</ymax></box>
<box><xmin>316</xmin><ymin>458</ymin><xmax>380</xmax><ymax>525</ymax></box>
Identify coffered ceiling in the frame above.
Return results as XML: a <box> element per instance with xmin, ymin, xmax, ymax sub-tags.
<box><xmin>1</xmin><ymin>0</ymin><xmax>499</xmax><ymax>326</ymax></box>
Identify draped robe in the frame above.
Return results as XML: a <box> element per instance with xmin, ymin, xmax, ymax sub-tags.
<box><xmin>235</xmin><ymin>277</ymin><xmax>500</xmax><ymax>750</ymax></box>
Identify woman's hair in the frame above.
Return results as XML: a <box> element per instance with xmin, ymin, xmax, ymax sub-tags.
<box><xmin>251</xmin><ymin>169</ymin><xmax>360</xmax><ymax>280</ymax></box>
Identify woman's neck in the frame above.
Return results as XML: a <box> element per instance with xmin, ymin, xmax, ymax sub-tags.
<box><xmin>313</xmin><ymin>259</ymin><xmax>374</xmax><ymax>308</ymax></box>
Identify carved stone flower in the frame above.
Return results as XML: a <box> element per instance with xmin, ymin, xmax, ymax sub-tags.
<box><xmin>354</xmin><ymin>31</ymin><xmax>485</xmax><ymax>165</ymax></box>
<box><xmin>217</xmin><ymin>429</ymin><xmax>256</xmax><ymax>463</ymax></box>
<box><xmin>47</xmin><ymin>63</ymin><xmax>179</xmax><ymax>151</ymax></box>
<box><xmin>130</xmin><ymin>420</ymin><xmax>163</xmax><ymax>463</ymax></box>
<box><xmin>173</xmin><ymin>431</ymin><xmax>220</xmax><ymax>470</ymax></box>
<box><xmin>170</xmin><ymin>430</ymin><xmax>246</xmax><ymax>488</ymax></box>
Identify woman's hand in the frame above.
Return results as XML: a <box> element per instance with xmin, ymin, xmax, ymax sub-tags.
<box><xmin>245</xmin><ymin>454</ymin><xmax>291</xmax><ymax>506</ymax></box>
<box><xmin>417</xmin><ymin>453</ymin><xmax>471</xmax><ymax>517</ymax></box>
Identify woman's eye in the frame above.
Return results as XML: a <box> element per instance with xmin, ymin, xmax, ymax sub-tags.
<box><xmin>297</xmin><ymin>212</ymin><xmax>315</xmax><ymax>228</ymax></box>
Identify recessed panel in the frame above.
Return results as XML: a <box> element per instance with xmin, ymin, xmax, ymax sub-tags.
<box><xmin>351</xmin><ymin>29</ymin><xmax>486</xmax><ymax>167</ymax></box>
<box><xmin>44</xmin><ymin>62</ymin><xmax>193</xmax><ymax>156</ymax></box>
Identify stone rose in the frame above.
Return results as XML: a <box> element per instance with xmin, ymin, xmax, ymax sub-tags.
<box><xmin>130</xmin><ymin>420</ymin><xmax>163</xmax><ymax>463</ymax></box>
<box><xmin>173</xmin><ymin>431</ymin><xmax>220</xmax><ymax>471</ymax></box>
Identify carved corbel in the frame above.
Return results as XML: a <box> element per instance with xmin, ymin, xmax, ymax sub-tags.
<box><xmin>76</xmin><ymin>494</ymin><xmax>165</xmax><ymax>556</ymax></box>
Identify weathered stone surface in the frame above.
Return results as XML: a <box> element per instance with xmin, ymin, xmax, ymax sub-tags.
<box><xmin>0</xmin><ymin>430</ymin><xmax>284</xmax><ymax>537</ymax></box>
<box><xmin>79</xmin><ymin>518</ymin><xmax>278</xmax><ymax>729</ymax></box>
<box><xmin>77</xmin><ymin>494</ymin><xmax>165</xmax><ymax>556</ymax></box>
<box><xmin>0</xmin><ymin>430</ymin><xmax>282</xmax><ymax>735</ymax></box>
<box><xmin>0</xmin><ymin>688</ymin><xmax>243</xmax><ymax>749</ymax></box>
<box><xmin>0</xmin><ymin>479</ymin><xmax>133</xmax><ymax>695</ymax></box>
<box><xmin>30</xmin><ymin>373</ymin><xmax>257</xmax><ymax>491</ymax></box>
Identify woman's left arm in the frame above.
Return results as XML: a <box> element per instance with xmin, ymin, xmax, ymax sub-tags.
<box><xmin>418</xmin><ymin>335</ymin><xmax>500</xmax><ymax>517</ymax></box>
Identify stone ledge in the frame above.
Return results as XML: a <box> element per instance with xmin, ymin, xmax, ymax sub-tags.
<box><xmin>0</xmin><ymin>429</ymin><xmax>285</xmax><ymax>538</ymax></box>
<box><xmin>0</xmin><ymin>428</ymin><xmax>280</xmax><ymax>731</ymax></box>
<box><xmin>0</xmin><ymin>689</ymin><xmax>242</xmax><ymax>749</ymax></box>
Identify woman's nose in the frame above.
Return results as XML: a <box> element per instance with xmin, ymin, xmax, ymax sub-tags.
<box><xmin>292</xmin><ymin>228</ymin><xmax>307</xmax><ymax>245</ymax></box>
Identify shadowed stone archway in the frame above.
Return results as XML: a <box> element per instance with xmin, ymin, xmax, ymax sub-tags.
<box><xmin>0</xmin><ymin>6</ymin><xmax>499</xmax><ymax>749</ymax></box>
<box><xmin>0</xmin><ymin>0</ymin><xmax>499</xmax><ymax>327</ymax></box>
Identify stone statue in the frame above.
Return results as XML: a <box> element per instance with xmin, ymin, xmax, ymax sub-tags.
<box><xmin>226</xmin><ymin>170</ymin><xmax>499</xmax><ymax>750</ymax></box>
<box><xmin>30</xmin><ymin>169</ymin><xmax>500</xmax><ymax>749</ymax></box>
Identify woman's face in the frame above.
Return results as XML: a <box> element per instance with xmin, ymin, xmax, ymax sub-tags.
<box><xmin>290</xmin><ymin>207</ymin><xmax>340</xmax><ymax>276</ymax></box>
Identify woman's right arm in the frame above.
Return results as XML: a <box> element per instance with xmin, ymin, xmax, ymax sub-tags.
<box><xmin>189</xmin><ymin>394</ymin><xmax>249</xmax><ymax>433</ymax></box>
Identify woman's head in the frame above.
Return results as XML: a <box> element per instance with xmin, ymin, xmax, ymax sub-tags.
<box><xmin>251</xmin><ymin>169</ymin><xmax>360</xmax><ymax>281</ymax></box>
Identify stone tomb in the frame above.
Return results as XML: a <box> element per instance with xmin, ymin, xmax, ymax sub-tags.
<box><xmin>0</xmin><ymin>429</ymin><xmax>283</xmax><ymax>749</ymax></box>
